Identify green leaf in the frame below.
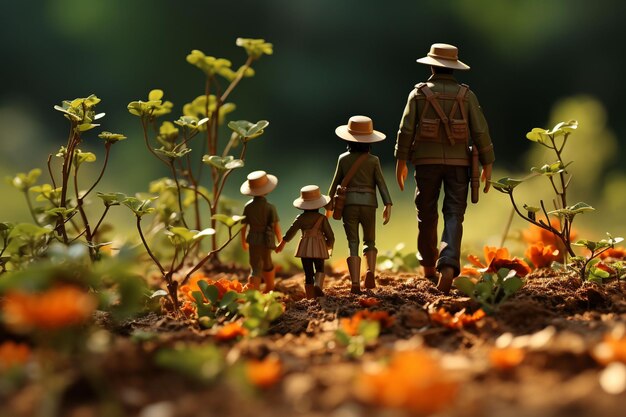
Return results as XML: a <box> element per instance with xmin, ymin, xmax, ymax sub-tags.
<box><xmin>150</xmin><ymin>289</ymin><xmax>169</xmax><ymax>299</ymax></box>
<box><xmin>475</xmin><ymin>281</ymin><xmax>494</xmax><ymax>302</ymax></box>
<box><xmin>335</xmin><ymin>329</ymin><xmax>351</xmax><ymax>346</ymax></box>
<box><xmin>202</xmin><ymin>155</ymin><xmax>244</xmax><ymax>171</ymax></box>
<box><xmin>454</xmin><ymin>276</ymin><xmax>476</xmax><ymax>297</ymax></box>
<box><xmin>358</xmin><ymin>320</ymin><xmax>381</xmax><ymax>343</ymax></box>
<box><xmin>211</xmin><ymin>214</ymin><xmax>245</xmax><ymax>228</ymax></box>
<box><xmin>501</xmin><ymin>276</ymin><xmax>524</xmax><ymax>295</ymax></box>
<box><xmin>198</xmin><ymin>281</ymin><xmax>219</xmax><ymax>305</ymax></box>
<box><xmin>6</xmin><ymin>169</ymin><xmax>41</xmax><ymax>191</ymax></box>
<box><xmin>73</xmin><ymin>149</ymin><xmax>97</xmax><ymax>165</ymax></box>
<box><xmin>546</xmin><ymin>120</ymin><xmax>578</xmax><ymax>135</ymax></box>
<box><xmin>526</xmin><ymin>127</ymin><xmax>550</xmax><ymax>144</ymax></box>
<box><xmin>154</xmin><ymin>147</ymin><xmax>192</xmax><ymax>159</ymax></box>
<box><xmin>122</xmin><ymin>196</ymin><xmax>157</xmax><ymax>217</ymax></box>
<box><xmin>98</xmin><ymin>131</ymin><xmax>127</xmax><ymax>143</ymax></box>
<box><xmin>549</xmin><ymin>202</ymin><xmax>595</xmax><ymax>218</ymax></box>
<box><xmin>227</xmin><ymin>120</ymin><xmax>269</xmax><ymax>141</ymax></box>
<box><xmin>235</xmin><ymin>38</ymin><xmax>273</xmax><ymax>59</ymax></box>
<box><xmin>97</xmin><ymin>192</ymin><xmax>127</xmax><ymax>206</ymax></box>
<box><xmin>490</xmin><ymin>177</ymin><xmax>524</xmax><ymax>193</ymax></box>
<box><xmin>219</xmin><ymin>291</ymin><xmax>238</xmax><ymax>309</ymax></box>
<box><xmin>174</xmin><ymin>115</ymin><xmax>208</xmax><ymax>130</ymax></box>
<box><xmin>523</xmin><ymin>204</ymin><xmax>541</xmax><ymax>213</ymax></box>
<box><xmin>148</xmin><ymin>89</ymin><xmax>164</xmax><ymax>101</ymax></box>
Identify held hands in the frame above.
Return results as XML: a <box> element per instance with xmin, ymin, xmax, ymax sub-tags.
<box><xmin>481</xmin><ymin>163</ymin><xmax>493</xmax><ymax>193</ymax></box>
<box><xmin>382</xmin><ymin>204</ymin><xmax>391</xmax><ymax>225</ymax></box>
<box><xmin>276</xmin><ymin>240</ymin><xmax>286</xmax><ymax>253</ymax></box>
<box><xmin>396</xmin><ymin>160</ymin><xmax>408</xmax><ymax>191</ymax></box>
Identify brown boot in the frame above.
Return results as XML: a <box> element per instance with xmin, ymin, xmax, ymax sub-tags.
<box><xmin>364</xmin><ymin>249</ymin><xmax>378</xmax><ymax>289</ymax></box>
<box><xmin>245</xmin><ymin>275</ymin><xmax>262</xmax><ymax>291</ymax></box>
<box><xmin>314</xmin><ymin>272</ymin><xmax>325</xmax><ymax>297</ymax></box>
<box><xmin>436</xmin><ymin>266</ymin><xmax>455</xmax><ymax>295</ymax></box>
<box><xmin>423</xmin><ymin>266</ymin><xmax>438</xmax><ymax>284</ymax></box>
<box><xmin>262</xmin><ymin>268</ymin><xmax>275</xmax><ymax>293</ymax></box>
<box><xmin>304</xmin><ymin>284</ymin><xmax>315</xmax><ymax>299</ymax></box>
<box><xmin>347</xmin><ymin>256</ymin><xmax>361</xmax><ymax>294</ymax></box>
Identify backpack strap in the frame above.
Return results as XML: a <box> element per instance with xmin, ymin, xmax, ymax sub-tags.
<box><xmin>312</xmin><ymin>214</ymin><xmax>325</xmax><ymax>231</ymax></box>
<box><xmin>341</xmin><ymin>153</ymin><xmax>369</xmax><ymax>189</ymax></box>
<box><xmin>417</xmin><ymin>83</ymin><xmax>455</xmax><ymax>145</ymax></box>
<box><xmin>452</xmin><ymin>84</ymin><xmax>469</xmax><ymax>123</ymax></box>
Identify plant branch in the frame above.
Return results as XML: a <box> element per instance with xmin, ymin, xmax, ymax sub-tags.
<box><xmin>182</xmin><ymin>228</ymin><xmax>240</xmax><ymax>285</ymax></box>
<box><xmin>136</xmin><ymin>216</ymin><xmax>165</xmax><ymax>275</ymax></box>
<box><xmin>84</xmin><ymin>142</ymin><xmax>111</xmax><ymax>198</ymax></box>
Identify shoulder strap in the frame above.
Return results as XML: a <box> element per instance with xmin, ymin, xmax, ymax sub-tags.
<box><xmin>418</xmin><ymin>83</ymin><xmax>454</xmax><ymax>145</ymax></box>
<box><xmin>450</xmin><ymin>84</ymin><xmax>469</xmax><ymax>122</ymax></box>
<box><xmin>340</xmin><ymin>153</ymin><xmax>369</xmax><ymax>188</ymax></box>
<box><xmin>312</xmin><ymin>214</ymin><xmax>325</xmax><ymax>231</ymax></box>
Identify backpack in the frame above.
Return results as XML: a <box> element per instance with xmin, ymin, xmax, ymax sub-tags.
<box><xmin>414</xmin><ymin>82</ymin><xmax>470</xmax><ymax>145</ymax></box>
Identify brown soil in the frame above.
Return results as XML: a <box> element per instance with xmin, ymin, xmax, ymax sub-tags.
<box><xmin>4</xmin><ymin>268</ymin><xmax>626</xmax><ymax>417</ymax></box>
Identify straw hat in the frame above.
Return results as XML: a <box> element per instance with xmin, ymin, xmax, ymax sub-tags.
<box><xmin>416</xmin><ymin>43</ymin><xmax>470</xmax><ymax>71</ymax></box>
<box><xmin>335</xmin><ymin>115</ymin><xmax>386</xmax><ymax>143</ymax></box>
<box><xmin>240</xmin><ymin>170</ymin><xmax>278</xmax><ymax>196</ymax></box>
<box><xmin>293</xmin><ymin>185</ymin><xmax>331</xmax><ymax>210</ymax></box>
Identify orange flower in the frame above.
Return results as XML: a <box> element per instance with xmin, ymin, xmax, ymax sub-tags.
<box><xmin>180</xmin><ymin>274</ymin><xmax>243</xmax><ymax>303</ymax></box>
<box><xmin>593</xmin><ymin>333</ymin><xmax>626</xmax><ymax>365</ymax></box>
<box><xmin>2</xmin><ymin>285</ymin><xmax>97</xmax><ymax>332</ymax></box>
<box><xmin>0</xmin><ymin>341</ymin><xmax>31</xmax><ymax>371</ymax></box>
<box><xmin>341</xmin><ymin>310</ymin><xmax>395</xmax><ymax>336</ymax></box>
<box><xmin>358</xmin><ymin>297</ymin><xmax>380</xmax><ymax>308</ymax></box>
<box><xmin>245</xmin><ymin>356</ymin><xmax>282</xmax><ymax>389</ymax></box>
<box><xmin>180</xmin><ymin>301</ymin><xmax>196</xmax><ymax>318</ymax></box>
<box><xmin>429</xmin><ymin>308</ymin><xmax>486</xmax><ymax>330</ymax></box>
<box><xmin>525</xmin><ymin>242</ymin><xmax>560</xmax><ymax>268</ymax></box>
<box><xmin>460</xmin><ymin>266</ymin><xmax>481</xmax><ymax>278</ymax></box>
<box><xmin>599</xmin><ymin>246</ymin><xmax>626</xmax><ymax>260</ymax></box>
<box><xmin>522</xmin><ymin>218</ymin><xmax>576</xmax><ymax>262</ymax></box>
<box><xmin>355</xmin><ymin>350</ymin><xmax>459</xmax><ymax>414</ymax></box>
<box><xmin>215</xmin><ymin>322</ymin><xmax>248</xmax><ymax>341</ymax></box>
<box><xmin>489</xmin><ymin>347</ymin><xmax>525</xmax><ymax>370</ymax></box>
<box><xmin>468</xmin><ymin>246</ymin><xmax>531</xmax><ymax>277</ymax></box>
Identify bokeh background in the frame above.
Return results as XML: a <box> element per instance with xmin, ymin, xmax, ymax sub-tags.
<box><xmin>1</xmin><ymin>0</ymin><xmax>625</xmax><ymax>263</ymax></box>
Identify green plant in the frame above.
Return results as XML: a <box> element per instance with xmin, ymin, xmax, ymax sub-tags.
<box><xmin>238</xmin><ymin>290</ymin><xmax>284</xmax><ymax>337</ymax></box>
<box><xmin>335</xmin><ymin>318</ymin><xmax>380</xmax><ymax>359</ymax></box>
<box><xmin>454</xmin><ymin>268</ymin><xmax>525</xmax><ymax>315</ymax></box>
<box><xmin>377</xmin><ymin>243</ymin><xmax>420</xmax><ymax>273</ymax></box>
<box><xmin>5</xmin><ymin>96</ymin><xmax>126</xmax><ymax>263</ymax></box>
<box><xmin>127</xmin><ymin>38</ymin><xmax>272</xmax><ymax>258</ymax></box>
<box><xmin>192</xmin><ymin>281</ymin><xmax>240</xmax><ymax>328</ymax></box>
<box><xmin>492</xmin><ymin>120</ymin><xmax>590</xmax><ymax>261</ymax></box>
<box><xmin>572</xmin><ymin>234</ymin><xmax>624</xmax><ymax>282</ymax></box>
<box><xmin>154</xmin><ymin>343</ymin><xmax>224</xmax><ymax>383</ymax></box>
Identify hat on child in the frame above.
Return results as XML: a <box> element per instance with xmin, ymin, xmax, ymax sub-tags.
<box><xmin>293</xmin><ymin>185</ymin><xmax>331</xmax><ymax>210</ymax></box>
<box><xmin>240</xmin><ymin>170</ymin><xmax>278</xmax><ymax>196</ymax></box>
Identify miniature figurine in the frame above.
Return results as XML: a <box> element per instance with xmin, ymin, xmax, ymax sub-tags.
<box><xmin>394</xmin><ymin>43</ymin><xmax>495</xmax><ymax>294</ymax></box>
<box><xmin>327</xmin><ymin>115</ymin><xmax>392</xmax><ymax>293</ymax></box>
<box><xmin>240</xmin><ymin>170</ymin><xmax>282</xmax><ymax>292</ymax></box>
<box><xmin>276</xmin><ymin>185</ymin><xmax>335</xmax><ymax>299</ymax></box>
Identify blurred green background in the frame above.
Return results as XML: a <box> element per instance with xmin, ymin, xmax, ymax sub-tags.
<box><xmin>1</xmin><ymin>0</ymin><xmax>625</xmax><ymax>263</ymax></box>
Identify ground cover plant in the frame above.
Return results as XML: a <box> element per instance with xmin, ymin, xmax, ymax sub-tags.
<box><xmin>1</xmin><ymin>41</ymin><xmax>626</xmax><ymax>417</ymax></box>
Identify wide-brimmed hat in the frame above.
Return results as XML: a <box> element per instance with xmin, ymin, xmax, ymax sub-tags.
<box><xmin>416</xmin><ymin>43</ymin><xmax>470</xmax><ymax>71</ymax></box>
<box><xmin>335</xmin><ymin>115</ymin><xmax>386</xmax><ymax>143</ymax></box>
<box><xmin>240</xmin><ymin>170</ymin><xmax>278</xmax><ymax>196</ymax></box>
<box><xmin>293</xmin><ymin>185</ymin><xmax>331</xmax><ymax>210</ymax></box>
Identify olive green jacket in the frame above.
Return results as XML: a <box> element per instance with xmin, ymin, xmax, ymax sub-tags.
<box><xmin>242</xmin><ymin>196</ymin><xmax>279</xmax><ymax>247</ymax></box>
<box><xmin>328</xmin><ymin>151</ymin><xmax>392</xmax><ymax>208</ymax></box>
<box><xmin>282</xmin><ymin>211</ymin><xmax>335</xmax><ymax>248</ymax></box>
<box><xmin>395</xmin><ymin>74</ymin><xmax>495</xmax><ymax>167</ymax></box>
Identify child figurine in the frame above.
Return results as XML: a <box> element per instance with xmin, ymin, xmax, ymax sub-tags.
<box><xmin>240</xmin><ymin>171</ymin><xmax>282</xmax><ymax>292</ymax></box>
<box><xmin>327</xmin><ymin>115</ymin><xmax>392</xmax><ymax>293</ymax></box>
<box><xmin>276</xmin><ymin>185</ymin><xmax>335</xmax><ymax>299</ymax></box>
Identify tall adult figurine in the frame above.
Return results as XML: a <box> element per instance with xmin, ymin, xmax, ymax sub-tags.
<box><xmin>328</xmin><ymin>115</ymin><xmax>392</xmax><ymax>294</ymax></box>
<box><xmin>395</xmin><ymin>43</ymin><xmax>495</xmax><ymax>294</ymax></box>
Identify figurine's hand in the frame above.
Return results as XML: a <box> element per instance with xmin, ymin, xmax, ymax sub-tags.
<box><xmin>396</xmin><ymin>160</ymin><xmax>408</xmax><ymax>191</ymax></box>
<box><xmin>382</xmin><ymin>204</ymin><xmax>391</xmax><ymax>225</ymax></box>
<box><xmin>276</xmin><ymin>240</ymin><xmax>286</xmax><ymax>253</ymax></box>
<box><xmin>481</xmin><ymin>164</ymin><xmax>493</xmax><ymax>193</ymax></box>
<box><xmin>242</xmin><ymin>241</ymin><xmax>249</xmax><ymax>251</ymax></box>
<box><xmin>325</xmin><ymin>209</ymin><xmax>333</xmax><ymax>219</ymax></box>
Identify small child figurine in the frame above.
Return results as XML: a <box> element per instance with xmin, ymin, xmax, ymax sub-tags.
<box><xmin>277</xmin><ymin>185</ymin><xmax>335</xmax><ymax>299</ymax></box>
<box><xmin>240</xmin><ymin>171</ymin><xmax>282</xmax><ymax>292</ymax></box>
<box><xmin>327</xmin><ymin>115</ymin><xmax>392</xmax><ymax>293</ymax></box>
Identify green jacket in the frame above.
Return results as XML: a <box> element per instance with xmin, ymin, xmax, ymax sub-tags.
<box><xmin>282</xmin><ymin>211</ymin><xmax>335</xmax><ymax>248</ymax></box>
<box><xmin>395</xmin><ymin>74</ymin><xmax>495</xmax><ymax>166</ymax></box>
<box><xmin>328</xmin><ymin>151</ymin><xmax>392</xmax><ymax>208</ymax></box>
<box><xmin>242</xmin><ymin>196</ymin><xmax>279</xmax><ymax>247</ymax></box>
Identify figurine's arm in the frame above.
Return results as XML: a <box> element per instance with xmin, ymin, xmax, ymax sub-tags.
<box><xmin>395</xmin><ymin>159</ymin><xmax>408</xmax><ymax>191</ymax></box>
<box><xmin>326</xmin><ymin>157</ymin><xmax>344</xmax><ymax>217</ymax></box>
<box><xmin>395</xmin><ymin>90</ymin><xmax>418</xmax><ymax>164</ymax></box>
<box><xmin>481</xmin><ymin>163</ymin><xmax>492</xmax><ymax>193</ymax></box>
<box><xmin>374</xmin><ymin>157</ymin><xmax>392</xmax><ymax>225</ymax></box>
<box><xmin>322</xmin><ymin>216</ymin><xmax>335</xmax><ymax>249</ymax></box>
<box><xmin>241</xmin><ymin>224</ymin><xmax>249</xmax><ymax>251</ymax></box>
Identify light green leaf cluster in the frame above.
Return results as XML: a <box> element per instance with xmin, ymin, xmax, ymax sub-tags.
<box><xmin>165</xmin><ymin>226</ymin><xmax>215</xmax><ymax>247</ymax></box>
<box><xmin>227</xmin><ymin>120</ymin><xmax>269</xmax><ymax>142</ymax></box>
<box><xmin>526</xmin><ymin>120</ymin><xmax>578</xmax><ymax>146</ymax></box>
<box><xmin>98</xmin><ymin>131</ymin><xmax>127</xmax><ymax>143</ymax></box>
<box><xmin>335</xmin><ymin>320</ymin><xmax>381</xmax><ymax>358</ymax></box>
<box><xmin>123</xmin><ymin>196</ymin><xmax>157</xmax><ymax>217</ymax></box>
<box><xmin>156</xmin><ymin>121</ymin><xmax>179</xmax><ymax>149</ymax></box>
<box><xmin>202</xmin><ymin>155</ymin><xmax>244</xmax><ymax>171</ymax></box>
<box><xmin>128</xmin><ymin>89</ymin><xmax>173</xmax><ymax>119</ymax></box>
<box><xmin>183</xmin><ymin>95</ymin><xmax>235</xmax><ymax>126</ymax></box>
<box><xmin>186</xmin><ymin>50</ymin><xmax>236</xmax><ymax>80</ymax></box>
<box><xmin>154</xmin><ymin>344</ymin><xmax>223</xmax><ymax>383</ymax></box>
<box><xmin>455</xmin><ymin>268</ymin><xmax>525</xmax><ymax>314</ymax></box>
<box><xmin>236</xmin><ymin>38</ymin><xmax>273</xmax><ymax>59</ymax></box>
<box><xmin>54</xmin><ymin>94</ymin><xmax>104</xmax><ymax>132</ymax></box>
<box><xmin>6</xmin><ymin>169</ymin><xmax>41</xmax><ymax>192</ymax></box>
<box><xmin>30</xmin><ymin>184</ymin><xmax>62</xmax><ymax>203</ymax></box>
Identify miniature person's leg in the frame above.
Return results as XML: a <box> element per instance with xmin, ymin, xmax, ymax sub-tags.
<box><xmin>261</xmin><ymin>247</ymin><xmax>276</xmax><ymax>292</ymax></box>
<box><xmin>246</xmin><ymin>245</ymin><xmax>263</xmax><ymax>290</ymax></box>
<box><xmin>414</xmin><ymin>165</ymin><xmax>443</xmax><ymax>276</ymax></box>
<box><xmin>313</xmin><ymin>258</ymin><xmax>325</xmax><ymax>297</ymax></box>
<box><xmin>343</xmin><ymin>205</ymin><xmax>362</xmax><ymax>293</ymax></box>
<box><xmin>436</xmin><ymin>166</ymin><xmax>469</xmax><ymax>277</ymax></box>
<box><xmin>302</xmin><ymin>258</ymin><xmax>316</xmax><ymax>299</ymax></box>
<box><xmin>360</xmin><ymin>206</ymin><xmax>378</xmax><ymax>289</ymax></box>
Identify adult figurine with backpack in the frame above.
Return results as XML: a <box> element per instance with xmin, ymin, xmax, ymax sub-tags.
<box><xmin>328</xmin><ymin>115</ymin><xmax>392</xmax><ymax>293</ymax></box>
<box><xmin>394</xmin><ymin>43</ymin><xmax>495</xmax><ymax>294</ymax></box>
